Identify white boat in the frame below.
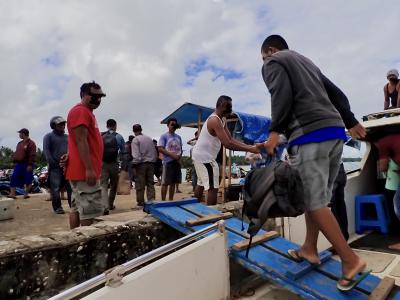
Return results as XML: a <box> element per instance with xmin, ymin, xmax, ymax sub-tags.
<box><xmin>50</xmin><ymin>109</ymin><xmax>400</xmax><ymax>300</ymax></box>
<box><xmin>283</xmin><ymin>108</ymin><xmax>400</xmax><ymax>251</ymax></box>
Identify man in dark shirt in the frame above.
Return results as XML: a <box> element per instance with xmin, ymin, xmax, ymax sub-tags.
<box><xmin>261</xmin><ymin>35</ymin><xmax>367</xmax><ymax>290</ymax></box>
<box><xmin>9</xmin><ymin>128</ymin><xmax>36</xmax><ymax>199</ymax></box>
<box><xmin>43</xmin><ymin>116</ymin><xmax>71</xmax><ymax>214</ymax></box>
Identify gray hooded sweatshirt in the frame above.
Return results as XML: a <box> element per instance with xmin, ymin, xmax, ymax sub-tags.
<box><xmin>262</xmin><ymin>50</ymin><xmax>358</xmax><ymax>143</ymax></box>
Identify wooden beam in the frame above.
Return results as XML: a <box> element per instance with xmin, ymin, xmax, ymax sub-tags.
<box><xmin>221</xmin><ymin>146</ymin><xmax>226</xmax><ymax>203</ymax></box>
<box><xmin>232</xmin><ymin>231</ymin><xmax>280</xmax><ymax>251</ymax></box>
<box><xmin>368</xmin><ymin>277</ymin><xmax>395</xmax><ymax>300</ymax></box>
<box><xmin>228</xmin><ymin>150</ymin><xmax>232</xmax><ymax>186</ymax></box>
<box><xmin>186</xmin><ymin>212</ymin><xmax>233</xmax><ymax>226</ymax></box>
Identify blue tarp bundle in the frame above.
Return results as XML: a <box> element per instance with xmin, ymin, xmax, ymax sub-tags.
<box><xmin>161</xmin><ymin>102</ymin><xmax>271</xmax><ymax>144</ymax></box>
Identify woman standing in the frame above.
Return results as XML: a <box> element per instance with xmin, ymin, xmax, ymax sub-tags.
<box><xmin>384</xmin><ymin>69</ymin><xmax>400</xmax><ymax>110</ymax></box>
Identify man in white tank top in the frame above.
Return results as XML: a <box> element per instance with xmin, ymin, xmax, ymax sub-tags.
<box><xmin>192</xmin><ymin>95</ymin><xmax>262</xmax><ymax>205</ymax></box>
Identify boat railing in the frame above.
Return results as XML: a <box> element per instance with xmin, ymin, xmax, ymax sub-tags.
<box><xmin>48</xmin><ymin>221</ymin><xmax>225</xmax><ymax>300</ymax></box>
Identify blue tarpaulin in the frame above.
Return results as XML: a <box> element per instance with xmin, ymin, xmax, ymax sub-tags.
<box><xmin>160</xmin><ymin>102</ymin><xmax>271</xmax><ymax>144</ymax></box>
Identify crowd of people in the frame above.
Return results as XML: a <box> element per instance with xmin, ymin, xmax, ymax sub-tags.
<box><xmin>7</xmin><ymin>34</ymin><xmax>400</xmax><ymax>291</ymax></box>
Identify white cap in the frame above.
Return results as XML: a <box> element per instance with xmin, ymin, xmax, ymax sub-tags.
<box><xmin>387</xmin><ymin>69</ymin><xmax>399</xmax><ymax>78</ymax></box>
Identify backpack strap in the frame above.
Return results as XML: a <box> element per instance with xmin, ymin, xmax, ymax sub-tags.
<box><xmin>241</xmin><ymin>201</ymin><xmax>246</xmax><ymax>231</ymax></box>
<box><xmin>245</xmin><ymin>234</ymin><xmax>253</xmax><ymax>258</ymax></box>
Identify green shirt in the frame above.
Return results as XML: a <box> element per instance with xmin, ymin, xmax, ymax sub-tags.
<box><xmin>385</xmin><ymin>159</ymin><xmax>400</xmax><ymax>191</ymax></box>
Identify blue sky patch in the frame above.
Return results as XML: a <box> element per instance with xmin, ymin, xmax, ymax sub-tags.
<box><xmin>41</xmin><ymin>51</ymin><xmax>63</xmax><ymax>67</ymax></box>
<box><xmin>184</xmin><ymin>57</ymin><xmax>243</xmax><ymax>86</ymax></box>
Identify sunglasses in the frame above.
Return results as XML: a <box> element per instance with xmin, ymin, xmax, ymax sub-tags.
<box><xmin>89</xmin><ymin>93</ymin><xmax>104</xmax><ymax>100</ymax></box>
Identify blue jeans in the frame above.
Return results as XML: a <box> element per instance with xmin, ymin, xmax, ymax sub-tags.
<box><xmin>393</xmin><ymin>185</ymin><xmax>400</xmax><ymax>221</ymax></box>
<box><xmin>49</xmin><ymin>167</ymin><xmax>72</xmax><ymax>211</ymax></box>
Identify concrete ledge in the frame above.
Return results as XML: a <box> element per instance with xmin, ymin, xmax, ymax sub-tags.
<box><xmin>0</xmin><ymin>213</ymin><xmax>182</xmax><ymax>300</ymax></box>
<box><xmin>0</xmin><ymin>200</ymin><xmax>275</xmax><ymax>299</ymax></box>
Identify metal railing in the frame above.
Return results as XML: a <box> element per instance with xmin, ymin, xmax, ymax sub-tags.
<box><xmin>49</xmin><ymin>221</ymin><xmax>225</xmax><ymax>300</ymax></box>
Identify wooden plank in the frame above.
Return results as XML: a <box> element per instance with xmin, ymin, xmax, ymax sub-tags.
<box><xmin>186</xmin><ymin>212</ymin><xmax>233</xmax><ymax>226</ymax></box>
<box><xmin>232</xmin><ymin>231</ymin><xmax>279</xmax><ymax>251</ymax></box>
<box><xmin>368</xmin><ymin>277</ymin><xmax>395</xmax><ymax>300</ymax></box>
<box><xmin>233</xmin><ymin>253</ymin><xmax>368</xmax><ymax>300</ymax></box>
<box><xmin>317</xmin><ymin>258</ymin><xmax>380</xmax><ymax>295</ymax></box>
<box><xmin>181</xmin><ymin>203</ymin><xmax>333</xmax><ymax>279</ymax></box>
<box><xmin>149</xmin><ymin>203</ymin><xmax>370</xmax><ymax>299</ymax></box>
<box><xmin>144</xmin><ymin>198</ymin><xmax>198</xmax><ymax>211</ymax></box>
<box><xmin>223</xmin><ymin>217</ymin><xmax>332</xmax><ymax>279</ymax></box>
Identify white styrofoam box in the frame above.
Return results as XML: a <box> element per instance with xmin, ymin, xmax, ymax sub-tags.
<box><xmin>0</xmin><ymin>197</ymin><xmax>15</xmax><ymax>220</ymax></box>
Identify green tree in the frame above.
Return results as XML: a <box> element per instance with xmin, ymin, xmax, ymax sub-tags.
<box><xmin>0</xmin><ymin>146</ymin><xmax>48</xmax><ymax>169</ymax></box>
<box><xmin>0</xmin><ymin>146</ymin><xmax>14</xmax><ymax>169</ymax></box>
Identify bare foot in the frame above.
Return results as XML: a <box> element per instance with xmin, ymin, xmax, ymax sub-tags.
<box><xmin>297</xmin><ymin>248</ymin><xmax>321</xmax><ymax>265</ymax></box>
<box><xmin>338</xmin><ymin>258</ymin><xmax>367</xmax><ymax>287</ymax></box>
<box><xmin>389</xmin><ymin>243</ymin><xmax>400</xmax><ymax>251</ymax></box>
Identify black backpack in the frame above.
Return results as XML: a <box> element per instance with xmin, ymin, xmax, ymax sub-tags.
<box><xmin>102</xmin><ymin>131</ymin><xmax>118</xmax><ymax>162</ymax></box>
<box><xmin>241</xmin><ymin>160</ymin><xmax>305</xmax><ymax>256</ymax></box>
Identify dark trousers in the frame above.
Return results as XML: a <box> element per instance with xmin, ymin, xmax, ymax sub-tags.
<box><xmin>330</xmin><ymin>163</ymin><xmax>349</xmax><ymax>241</ymax></box>
<box><xmin>384</xmin><ymin>189</ymin><xmax>400</xmax><ymax>232</ymax></box>
<box><xmin>100</xmin><ymin>161</ymin><xmax>119</xmax><ymax>209</ymax></box>
<box><xmin>135</xmin><ymin>162</ymin><xmax>155</xmax><ymax>206</ymax></box>
<box><xmin>49</xmin><ymin>167</ymin><xmax>72</xmax><ymax>211</ymax></box>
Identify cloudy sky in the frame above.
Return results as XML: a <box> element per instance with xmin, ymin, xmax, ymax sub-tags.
<box><xmin>0</xmin><ymin>0</ymin><xmax>398</xmax><ymax>156</ymax></box>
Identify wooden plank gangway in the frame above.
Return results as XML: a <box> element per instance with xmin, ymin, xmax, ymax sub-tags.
<box><xmin>145</xmin><ymin>198</ymin><xmax>400</xmax><ymax>300</ymax></box>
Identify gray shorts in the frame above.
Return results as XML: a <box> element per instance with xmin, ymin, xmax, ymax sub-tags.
<box><xmin>70</xmin><ymin>181</ymin><xmax>103</xmax><ymax>220</ymax></box>
<box><xmin>288</xmin><ymin>139</ymin><xmax>343</xmax><ymax>212</ymax></box>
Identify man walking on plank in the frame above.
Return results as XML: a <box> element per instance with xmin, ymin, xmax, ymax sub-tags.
<box><xmin>260</xmin><ymin>35</ymin><xmax>369</xmax><ymax>291</ymax></box>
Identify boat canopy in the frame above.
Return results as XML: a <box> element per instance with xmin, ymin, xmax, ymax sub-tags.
<box><xmin>160</xmin><ymin>102</ymin><xmax>272</xmax><ymax>144</ymax></box>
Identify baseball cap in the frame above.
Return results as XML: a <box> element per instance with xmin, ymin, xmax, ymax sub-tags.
<box><xmin>17</xmin><ymin>128</ymin><xmax>29</xmax><ymax>135</ymax></box>
<box><xmin>387</xmin><ymin>69</ymin><xmax>399</xmax><ymax>78</ymax></box>
<box><xmin>53</xmin><ymin>116</ymin><xmax>66</xmax><ymax>125</ymax></box>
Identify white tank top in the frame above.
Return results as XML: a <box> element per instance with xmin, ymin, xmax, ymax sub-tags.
<box><xmin>192</xmin><ymin>113</ymin><xmax>225</xmax><ymax>163</ymax></box>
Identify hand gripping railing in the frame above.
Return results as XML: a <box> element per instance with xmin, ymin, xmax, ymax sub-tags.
<box><xmin>49</xmin><ymin>221</ymin><xmax>226</xmax><ymax>300</ymax></box>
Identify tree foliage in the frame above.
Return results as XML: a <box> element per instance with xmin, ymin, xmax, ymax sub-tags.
<box><xmin>0</xmin><ymin>146</ymin><xmax>47</xmax><ymax>169</ymax></box>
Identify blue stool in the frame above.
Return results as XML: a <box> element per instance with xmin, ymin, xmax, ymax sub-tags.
<box><xmin>355</xmin><ymin>194</ymin><xmax>389</xmax><ymax>234</ymax></box>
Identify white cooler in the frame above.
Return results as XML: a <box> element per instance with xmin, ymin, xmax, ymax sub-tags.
<box><xmin>0</xmin><ymin>197</ymin><xmax>15</xmax><ymax>220</ymax></box>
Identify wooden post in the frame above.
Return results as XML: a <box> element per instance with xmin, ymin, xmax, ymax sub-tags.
<box><xmin>221</xmin><ymin>146</ymin><xmax>226</xmax><ymax>203</ymax></box>
<box><xmin>228</xmin><ymin>150</ymin><xmax>232</xmax><ymax>186</ymax></box>
<box><xmin>197</xmin><ymin>108</ymin><xmax>202</xmax><ymax>132</ymax></box>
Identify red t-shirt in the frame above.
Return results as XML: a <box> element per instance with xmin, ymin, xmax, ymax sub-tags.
<box><xmin>376</xmin><ymin>134</ymin><xmax>400</xmax><ymax>166</ymax></box>
<box><xmin>66</xmin><ymin>103</ymin><xmax>104</xmax><ymax>181</ymax></box>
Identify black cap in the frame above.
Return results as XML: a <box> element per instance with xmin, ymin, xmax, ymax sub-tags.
<box><xmin>18</xmin><ymin>128</ymin><xmax>29</xmax><ymax>136</ymax></box>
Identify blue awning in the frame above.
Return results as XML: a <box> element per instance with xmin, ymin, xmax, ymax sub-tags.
<box><xmin>161</xmin><ymin>102</ymin><xmax>271</xmax><ymax>144</ymax></box>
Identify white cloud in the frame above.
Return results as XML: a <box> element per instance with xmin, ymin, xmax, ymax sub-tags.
<box><xmin>0</xmin><ymin>0</ymin><xmax>399</xmax><ymax>153</ymax></box>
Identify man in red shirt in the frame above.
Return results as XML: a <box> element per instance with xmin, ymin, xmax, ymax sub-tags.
<box><xmin>9</xmin><ymin>128</ymin><xmax>36</xmax><ymax>199</ymax></box>
<box><xmin>376</xmin><ymin>134</ymin><xmax>400</xmax><ymax>232</ymax></box>
<box><xmin>65</xmin><ymin>81</ymin><xmax>105</xmax><ymax>229</ymax></box>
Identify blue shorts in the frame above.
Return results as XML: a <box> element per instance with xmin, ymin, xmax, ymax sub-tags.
<box><xmin>10</xmin><ymin>163</ymin><xmax>34</xmax><ymax>188</ymax></box>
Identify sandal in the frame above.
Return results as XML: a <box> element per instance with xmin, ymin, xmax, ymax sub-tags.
<box><xmin>287</xmin><ymin>249</ymin><xmax>321</xmax><ymax>266</ymax></box>
<box><xmin>337</xmin><ymin>270</ymin><xmax>371</xmax><ymax>292</ymax></box>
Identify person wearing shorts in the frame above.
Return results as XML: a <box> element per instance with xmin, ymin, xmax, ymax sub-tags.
<box><xmin>158</xmin><ymin>118</ymin><xmax>183</xmax><ymax>200</ymax></box>
<box><xmin>261</xmin><ymin>35</ymin><xmax>367</xmax><ymax>290</ymax></box>
<box><xmin>192</xmin><ymin>96</ymin><xmax>260</xmax><ymax>205</ymax></box>
<box><xmin>9</xmin><ymin>128</ymin><xmax>36</xmax><ymax>199</ymax></box>
<box><xmin>65</xmin><ymin>81</ymin><xmax>106</xmax><ymax>228</ymax></box>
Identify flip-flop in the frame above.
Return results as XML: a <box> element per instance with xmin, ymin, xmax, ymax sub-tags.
<box><xmin>287</xmin><ymin>249</ymin><xmax>321</xmax><ymax>266</ymax></box>
<box><xmin>337</xmin><ymin>270</ymin><xmax>371</xmax><ymax>292</ymax></box>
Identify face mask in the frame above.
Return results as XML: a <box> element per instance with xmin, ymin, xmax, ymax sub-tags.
<box><xmin>389</xmin><ymin>78</ymin><xmax>398</xmax><ymax>84</ymax></box>
<box><xmin>88</xmin><ymin>93</ymin><xmax>103</xmax><ymax>107</ymax></box>
<box><xmin>223</xmin><ymin>103</ymin><xmax>232</xmax><ymax>115</ymax></box>
<box><xmin>89</xmin><ymin>98</ymin><xmax>101</xmax><ymax>106</ymax></box>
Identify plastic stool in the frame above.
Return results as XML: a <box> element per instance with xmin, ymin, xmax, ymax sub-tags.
<box><xmin>355</xmin><ymin>194</ymin><xmax>389</xmax><ymax>234</ymax></box>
